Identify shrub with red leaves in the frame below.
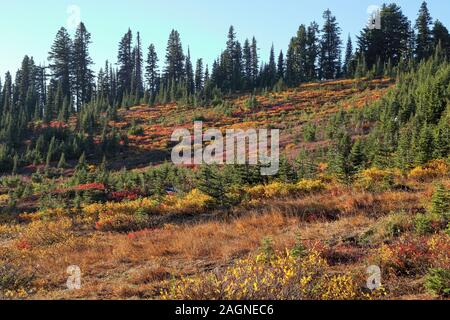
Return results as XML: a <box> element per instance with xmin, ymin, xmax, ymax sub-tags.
<box><xmin>127</xmin><ymin>229</ymin><xmax>152</xmax><ymax>240</ymax></box>
<box><xmin>388</xmin><ymin>237</ymin><xmax>432</xmax><ymax>275</ymax></box>
<box><xmin>109</xmin><ymin>190</ymin><xmax>140</xmax><ymax>202</ymax></box>
<box><xmin>16</xmin><ymin>239</ymin><xmax>31</xmax><ymax>250</ymax></box>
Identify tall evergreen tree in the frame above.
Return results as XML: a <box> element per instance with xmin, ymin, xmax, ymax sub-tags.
<box><xmin>117</xmin><ymin>29</ymin><xmax>133</xmax><ymax>101</ymax></box>
<box><xmin>251</xmin><ymin>37</ymin><xmax>259</xmax><ymax>85</ymax></box>
<box><xmin>306</xmin><ymin>22</ymin><xmax>320</xmax><ymax>80</ymax></box>
<box><xmin>343</xmin><ymin>35</ymin><xmax>354</xmax><ymax>77</ymax></box>
<box><xmin>132</xmin><ymin>32</ymin><xmax>144</xmax><ymax>99</ymax></box>
<box><xmin>164</xmin><ymin>30</ymin><xmax>185</xmax><ymax>84</ymax></box>
<box><xmin>432</xmin><ymin>20</ymin><xmax>450</xmax><ymax>58</ymax></box>
<box><xmin>72</xmin><ymin>22</ymin><xmax>94</xmax><ymax>109</ymax></box>
<box><xmin>243</xmin><ymin>39</ymin><xmax>252</xmax><ymax>89</ymax></box>
<box><xmin>277</xmin><ymin>50</ymin><xmax>285</xmax><ymax>80</ymax></box>
<box><xmin>232</xmin><ymin>40</ymin><xmax>243</xmax><ymax>91</ymax></box>
<box><xmin>185</xmin><ymin>48</ymin><xmax>195</xmax><ymax>95</ymax></box>
<box><xmin>267</xmin><ymin>45</ymin><xmax>277</xmax><ymax>87</ymax></box>
<box><xmin>319</xmin><ymin>9</ymin><xmax>342</xmax><ymax>79</ymax></box>
<box><xmin>145</xmin><ymin>44</ymin><xmax>159</xmax><ymax>94</ymax></box>
<box><xmin>195</xmin><ymin>58</ymin><xmax>204</xmax><ymax>92</ymax></box>
<box><xmin>48</xmin><ymin>27</ymin><xmax>72</xmax><ymax>99</ymax></box>
<box><xmin>358</xmin><ymin>4</ymin><xmax>410</xmax><ymax>69</ymax></box>
<box><xmin>415</xmin><ymin>1</ymin><xmax>433</xmax><ymax>61</ymax></box>
<box><xmin>223</xmin><ymin>26</ymin><xmax>236</xmax><ymax>90</ymax></box>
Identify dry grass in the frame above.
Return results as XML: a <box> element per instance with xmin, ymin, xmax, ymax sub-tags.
<box><xmin>1</xmin><ymin>176</ymin><xmax>445</xmax><ymax>300</ymax></box>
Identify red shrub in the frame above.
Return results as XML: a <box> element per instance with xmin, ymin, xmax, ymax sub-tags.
<box><xmin>16</xmin><ymin>239</ymin><xmax>31</xmax><ymax>250</ymax></box>
<box><xmin>109</xmin><ymin>190</ymin><xmax>140</xmax><ymax>202</ymax></box>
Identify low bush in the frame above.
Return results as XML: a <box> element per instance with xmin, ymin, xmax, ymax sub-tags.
<box><xmin>408</xmin><ymin>160</ymin><xmax>449</xmax><ymax>182</ymax></box>
<box><xmin>0</xmin><ymin>262</ymin><xmax>34</xmax><ymax>299</ymax></box>
<box><xmin>374</xmin><ymin>234</ymin><xmax>450</xmax><ymax>276</ymax></box>
<box><xmin>246</xmin><ymin>180</ymin><xmax>325</xmax><ymax>200</ymax></box>
<box><xmin>15</xmin><ymin>218</ymin><xmax>74</xmax><ymax>248</ymax></box>
<box><xmin>414</xmin><ymin>213</ymin><xmax>442</xmax><ymax>235</ymax></box>
<box><xmin>161</xmin><ymin>249</ymin><xmax>379</xmax><ymax>300</ymax></box>
<box><xmin>425</xmin><ymin>268</ymin><xmax>450</xmax><ymax>297</ymax></box>
<box><xmin>355</xmin><ymin>168</ymin><xmax>399</xmax><ymax>192</ymax></box>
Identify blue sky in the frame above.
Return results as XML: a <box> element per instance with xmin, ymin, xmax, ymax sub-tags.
<box><xmin>0</xmin><ymin>0</ymin><xmax>449</xmax><ymax>79</ymax></box>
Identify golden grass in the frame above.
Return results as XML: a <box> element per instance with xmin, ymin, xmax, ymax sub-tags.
<box><xmin>0</xmin><ymin>173</ymin><xmax>447</xmax><ymax>300</ymax></box>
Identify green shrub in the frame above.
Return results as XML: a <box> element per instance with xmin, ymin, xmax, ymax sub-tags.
<box><xmin>414</xmin><ymin>214</ymin><xmax>435</xmax><ymax>235</ymax></box>
<box><xmin>425</xmin><ymin>268</ymin><xmax>450</xmax><ymax>297</ymax></box>
<box><xmin>260</xmin><ymin>237</ymin><xmax>274</xmax><ymax>262</ymax></box>
<box><xmin>128</xmin><ymin>124</ymin><xmax>144</xmax><ymax>136</ymax></box>
<box><xmin>0</xmin><ymin>263</ymin><xmax>35</xmax><ymax>297</ymax></box>
<box><xmin>430</xmin><ymin>184</ymin><xmax>449</xmax><ymax>220</ymax></box>
<box><xmin>245</xmin><ymin>95</ymin><xmax>259</xmax><ymax>110</ymax></box>
<box><xmin>303</xmin><ymin>124</ymin><xmax>317</xmax><ymax>142</ymax></box>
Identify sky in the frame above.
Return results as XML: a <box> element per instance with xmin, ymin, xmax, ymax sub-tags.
<box><xmin>0</xmin><ymin>0</ymin><xmax>449</xmax><ymax>80</ymax></box>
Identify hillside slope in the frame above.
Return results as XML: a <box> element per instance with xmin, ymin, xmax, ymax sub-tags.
<box><xmin>0</xmin><ymin>78</ymin><xmax>448</xmax><ymax>300</ymax></box>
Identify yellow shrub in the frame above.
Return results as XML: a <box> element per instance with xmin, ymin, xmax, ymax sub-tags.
<box><xmin>296</xmin><ymin>179</ymin><xmax>326</xmax><ymax>193</ymax></box>
<box><xmin>19</xmin><ymin>208</ymin><xmax>72</xmax><ymax>222</ymax></box>
<box><xmin>320</xmin><ymin>274</ymin><xmax>358</xmax><ymax>300</ymax></box>
<box><xmin>86</xmin><ymin>190</ymin><xmax>213</xmax><ymax>232</ymax></box>
<box><xmin>83</xmin><ymin>197</ymin><xmax>160</xmax><ymax>218</ymax></box>
<box><xmin>246</xmin><ymin>180</ymin><xmax>325</xmax><ymax>200</ymax></box>
<box><xmin>96</xmin><ymin>212</ymin><xmax>150</xmax><ymax>232</ymax></box>
<box><xmin>17</xmin><ymin>218</ymin><xmax>74</xmax><ymax>248</ymax></box>
<box><xmin>0</xmin><ymin>194</ymin><xmax>9</xmax><ymax>205</ymax></box>
<box><xmin>0</xmin><ymin>224</ymin><xmax>21</xmax><ymax>239</ymax></box>
<box><xmin>356</xmin><ymin>167</ymin><xmax>398</xmax><ymax>191</ymax></box>
<box><xmin>264</xmin><ymin>182</ymin><xmax>295</xmax><ymax>198</ymax></box>
<box><xmin>161</xmin><ymin>250</ymin><xmax>366</xmax><ymax>300</ymax></box>
<box><xmin>162</xmin><ymin>189</ymin><xmax>212</xmax><ymax>215</ymax></box>
<box><xmin>245</xmin><ymin>184</ymin><xmax>267</xmax><ymax>199</ymax></box>
<box><xmin>408</xmin><ymin>160</ymin><xmax>449</xmax><ymax>181</ymax></box>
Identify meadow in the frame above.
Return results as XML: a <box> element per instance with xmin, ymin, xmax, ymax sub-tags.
<box><xmin>0</xmin><ymin>78</ymin><xmax>448</xmax><ymax>300</ymax></box>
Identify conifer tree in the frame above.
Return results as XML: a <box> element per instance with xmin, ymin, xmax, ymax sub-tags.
<box><xmin>349</xmin><ymin>138</ymin><xmax>366</xmax><ymax>173</ymax></box>
<box><xmin>430</xmin><ymin>183</ymin><xmax>449</xmax><ymax>219</ymax></box>
<box><xmin>343</xmin><ymin>35</ymin><xmax>354</xmax><ymax>77</ymax></box>
<box><xmin>197</xmin><ymin>164</ymin><xmax>228</xmax><ymax>207</ymax></box>
<box><xmin>415</xmin><ymin>1</ymin><xmax>433</xmax><ymax>61</ymax></box>
<box><xmin>277</xmin><ymin>51</ymin><xmax>285</xmax><ymax>80</ymax></box>
<box><xmin>232</xmin><ymin>40</ymin><xmax>243</xmax><ymax>91</ymax></box>
<box><xmin>267</xmin><ymin>45</ymin><xmax>277</xmax><ymax>87</ymax></box>
<box><xmin>185</xmin><ymin>48</ymin><xmax>195</xmax><ymax>95</ymax></box>
<box><xmin>72</xmin><ymin>22</ymin><xmax>94</xmax><ymax>109</ymax></box>
<box><xmin>46</xmin><ymin>136</ymin><xmax>56</xmax><ymax>167</ymax></box>
<box><xmin>195</xmin><ymin>58</ymin><xmax>204</xmax><ymax>93</ymax></box>
<box><xmin>433</xmin><ymin>116</ymin><xmax>449</xmax><ymax>159</ymax></box>
<box><xmin>319</xmin><ymin>9</ymin><xmax>342</xmax><ymax>80</ymax></box>
<box><xmin>117</xmin><ymin>29</ymin><xmax>133</xmax><ymax>101</ymax></box>
<box><xmin>330</xmin><ymin>131</ymin><xmax>354</xmax><ymax>184</ymax></box>
<box><xmin>251</xmin><ymin>37</ymin><xmax>259</xmax><ymax>85</ymax></box>
<box><xmin>57</xmin><ymin>152</ymin><xmax>67</xmax><ymax>169</ymax></box>
<box><xmin>145</xmin><ymin>44</ymin><xmax>159</xmax><ymax>95</ymax></box>
<box><xmin>277</xmin><ymin>157</ymin><xmax>297</xmax><ymax>183</ymax></box>
<box><xmin>243</xmin><ymin>39</ymin><xmax>252</xmax><ymax>89</ymax></box>
<box><xmin>432</xmin><ymin>20</ymin><xmax>450</xmax><ymax>58</ymax></box>
<box><xmin>48</xmin><ymin>27</ymin><xmax>73</xmax><ymax>99</ymax></box>
<box><xmin>414</xmin><ymin>124</ymin><xmax>434</xmax><ymax>165</ymax></box>
<box><xmin>12</xmin><ymin>154</ymin><xmax>18</xmax><ymax>175</ymax></box>
<box><xmin>132</xmin><ymin>32</ymin><xmax>144</xmax><ymax>99</ymax></box>
<box><xmin>306</xmin><ymin>22</ymin><xmax>320</xmax><ymax>80</ymax></box>
<box><xmin>164</xmin><ymin>30</ymin><xmax>185</xmax><ymax>85</ymax></box>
